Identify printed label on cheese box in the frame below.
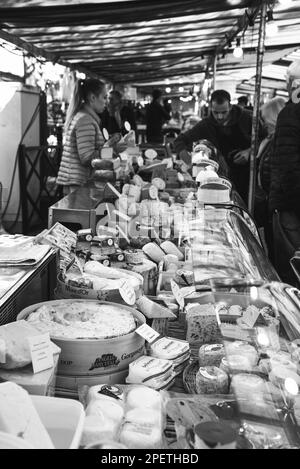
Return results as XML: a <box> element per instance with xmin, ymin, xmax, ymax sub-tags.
<box><xmin>170</xmin><ymin>279</ymin><xmax>184</xmax><ymax>308</ymax></box>
<box><xmin>199</xmin><ymin>368</ymin><xmax>217</xmax><ymax>380</ymax></box>
<box><xmin>135</xmin><ymin>323</ymin><xmax>160</xmax><ymax>344</ymax></box>
<box><xmin>28</xmin><ymin>333</ymin><xmax>54</xmax><ymax>374</ymax></box>
<box><xmin>119</xmin><ymin>280</ymin><xmax>136</xmax><ymax>305</ymax></box>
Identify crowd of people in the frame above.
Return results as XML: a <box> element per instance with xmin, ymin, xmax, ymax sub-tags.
<box><xmin>56</xmin><ymin>59</ymin><xmax>300</xmax><ymax>287</ymax></box>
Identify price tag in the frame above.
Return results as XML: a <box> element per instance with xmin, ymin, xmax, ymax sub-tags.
<box><xmin>28</xmin><ymin>333</ymin><xmax>54</xmax><ymax>374</ymax></box>
<box><xmin>102</xmin><ymin>128</ymin><xmax>109</xmax><ymax>141</ymax></box>
<box><xmin>119</xmin><ymin>280</ymin><xmax>136</xmax><ymax>305</ymax></box>
<box><xmin>149</xmin><ymin>185</ymin><xmax>158</xmax><ymax>200</ymax></box>
<box><xmin>137</xmin><ymin>156</ymin><xmax>144</xmax><ymax>167</ymax></box>
<box><xmin>171</xmin><ymin>279</ymin><xmax>185</xmax><ymax>308</ymax></box>
<box><xmin>135</xmin><ymin>323</ymin><xmax>161</xmax><ymax>344</ymax></box>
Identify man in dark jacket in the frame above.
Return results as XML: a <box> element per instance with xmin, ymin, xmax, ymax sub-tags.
<box><xmin>174</xmin><ymin>89</ymin><xmax>259</xmax><ymax>202</ymax></box>
<box><xmin>100</xmin><ymin>89</ymin><xmax>136</xmax><ymax>136</ymax></box>
<box><xmin>146</xmin><ymin>89</ymin><xmax>171</xmax><ymax>144</ymax></box>
<box><xmin>269</xmin><ymin>60</ymin><xmax>300</xmax><ymax>285</ymax></box>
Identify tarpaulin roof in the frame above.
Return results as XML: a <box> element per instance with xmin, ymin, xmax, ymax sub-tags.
<box><xmin>0</xmin><ymin>0</ymin><xmax>300</xmax><ymax>89</ymax></box>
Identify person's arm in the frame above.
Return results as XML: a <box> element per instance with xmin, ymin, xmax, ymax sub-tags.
<box><xmin>75</xmin><ymin>116</ymin><xmax>102</xmax><ymax>166</ymax></box>
<box><xmin>173</xmin><ymin>121</ymin><xmax>207</xmax><ymax>165</ymax></box>
<box><xmin>273</xmin><ymin>105</ymin><xmax>300</xmax><ymax>207</ymax></box>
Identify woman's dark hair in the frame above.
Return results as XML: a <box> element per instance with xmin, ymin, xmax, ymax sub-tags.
<box><xmin>210</xmin><ymin>89</ymin><xmax>231</xmax><ymax>105</ymax></box>
<box><xmin>65</xmin><ymin>78</ymin><xmax>105</xmax><ymax>130</ymax></box>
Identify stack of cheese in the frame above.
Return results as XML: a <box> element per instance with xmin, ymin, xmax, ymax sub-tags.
<box><xmin>126</xmin><ymin>355</ymin><xmax>175</xmax><ymax>390</ymax></box>
<box><xmin>0</xmin><ymin>381</ymin><xmax>54</xmax><ymax>449</ymax></box>
<box><xmin>149</xmin><ymin>336</ymin><xmax>191</xmax><ymax>375</ymax></box>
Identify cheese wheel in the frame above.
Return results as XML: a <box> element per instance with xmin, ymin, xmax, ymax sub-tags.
<box><xmin>142</xmin><ymin>242</ymin><xmax>165</xmax><ymax>264</ymax></box>
<box><xmin>195</xmin><ymin>366</ymin><xmax>229</xmax><ymax>394</ymax></box>
<box><xmin>225</xmin><ymin>341</ymin><xmax>258</xmax><ymax>367</ymax></box>
<box><xmin>160</xmin><ymin>241</ymin><xmax>184</xmax><ymax>260</ymax></box>
<box><xmin>198</xmin><ymin>343</ymin><xmax>225</xmax><ymax>367</ymax></box>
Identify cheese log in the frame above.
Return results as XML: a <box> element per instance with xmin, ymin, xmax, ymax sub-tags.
<box><xmin>195</xmin><ymin>366</ymin><xmax>229</xmax><ymax>394</ymax></box>
<box><xmin>269</xmin><ymin>366</ymin><xmax>300</xmax><ymax>389</ymax></box>
<box><xmin>186</xmin><ymin>304</ymin><xmax>222</xmax><ymax>345</ymax></box>
<box><xmin>160</xmin><ymin>241</ymin><xmax>184</xmax><ymax>260</ymax></box>
<box><xmin>142</xmin><ymin>243</ymin><xmax>165</xmax><ymax>264</ymax></box>
<box><xmin>0</xmin><ymin>382</ymin><xmax>54</xmax><ymax>449</ymax></box>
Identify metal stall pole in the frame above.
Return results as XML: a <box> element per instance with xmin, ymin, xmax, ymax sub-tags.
<box><xmin>212</xmin><ymin>52</ymin><xmax>217</xmax><ymax>91</ymax></box>
<box><xmin>247</xmin><ymin>0</ymin><xmax>268</xmax><ymax>214</ymax></box>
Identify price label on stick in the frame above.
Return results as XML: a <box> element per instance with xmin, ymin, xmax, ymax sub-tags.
<box><xmin>171</xmin><ymin>279</ymin><xmax>185</xmax><ymax>308</ymax></box>
<box><xmin>135</xmin><ymin>323</ymin><xmax>160</xmax><ymax>344</ymax></box>
<box><xmin>119</xmin><ymin>280</ymin><xmax>136</xmax><ymax>305</ymax></box>
<box><xmin>28</xmin><ymin>333</ymin><xmax>53</xmax><ymax>374</ymax></box>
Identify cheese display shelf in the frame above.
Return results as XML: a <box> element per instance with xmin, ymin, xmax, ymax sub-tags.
<box><xmin>152</xmin><ymin>282</ymin><xmax>300</xmax><ymax>449</ymax></box>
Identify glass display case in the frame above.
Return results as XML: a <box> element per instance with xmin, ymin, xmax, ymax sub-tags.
<box><xmin>188</xmin><ymin>206</ymin><xmax>279</xmax><ymax>286</ymax></box>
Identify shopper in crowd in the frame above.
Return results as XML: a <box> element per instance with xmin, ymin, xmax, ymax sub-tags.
<box><xmin>254</xmin><ymin>97</ymin><xmax>286</xmax><ymax>262</ymax></box>
<box><xmin>145</xmin><ymin>89</ymin><xmax>171</xmax><ymax>144</ymax></box>
<box><xmin>174</xmin><ymin>89</ymin><xmax>264</xmax><ymax>202</ymax></box>
<box><xmin>269</xmin><ymin>61</ymin><xmax>300</xmax><ymax>286</ymax></box>
<box><xmin>100</xmin><ymin>89</ymin><xmax>136</xmax><ymax>136</ymax></box>
<box><xmin>56</xmin><ymin>78</ymin><xmax>106</xmax><ymax>195</ymax></box>
<box><xmin>237</xmin><ymin>95</ymin><xmax>253</xmax><ymax>111</ymax></box>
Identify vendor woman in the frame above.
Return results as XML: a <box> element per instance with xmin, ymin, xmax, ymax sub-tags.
<box><xmin>56</xmin><ymin>78</ymin><xmax>107</xmax><ymax>195</ymax></box>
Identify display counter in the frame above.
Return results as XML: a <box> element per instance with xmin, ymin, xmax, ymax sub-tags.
<box><xmin>0</xmin><ymin>247</ymin><xmax>58</xmax><ymax>325</ymax></box>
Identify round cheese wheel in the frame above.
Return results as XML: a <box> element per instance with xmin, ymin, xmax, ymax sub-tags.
<box><xmin>195</xmin><ymin>366</ymin><xmax>229</xmax><ymax>394</ymax></box>
<box><xmin>198</xmin><ymin>344</ymin><xmax>225</xmax><ymax>367</ymax></box>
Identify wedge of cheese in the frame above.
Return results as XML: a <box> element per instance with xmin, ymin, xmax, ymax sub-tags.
<box><xmin>0</xmin><ymin>382</ymin><xmax>54</xmax><ymax>449</ymax></box>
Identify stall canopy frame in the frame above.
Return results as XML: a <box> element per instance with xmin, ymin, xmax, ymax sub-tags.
<box><xmin>1</xmin><ymin>0</ymin><xmax>299</xmax><ymax>89</ymax></box>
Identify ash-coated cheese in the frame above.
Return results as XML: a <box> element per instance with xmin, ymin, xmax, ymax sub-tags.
<box><xmin>198</xmin><ymin>343</ymin><xmax>225</xmax><ymax>367</ymax></box>
<box><xmin>186</xmin><ymin>303</ymin><xmax>222</xmax><ymax>345</ymax></box>
<box><xmin>195</xmin><ymin>366</ymin><xmax>229</xmax><ymax>394</ymax></box>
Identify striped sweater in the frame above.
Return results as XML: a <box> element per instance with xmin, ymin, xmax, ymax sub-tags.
<box><xmin>57</xmin><ymin>105</ymin><xmax>104</xmax><ymax>186</ymax></box>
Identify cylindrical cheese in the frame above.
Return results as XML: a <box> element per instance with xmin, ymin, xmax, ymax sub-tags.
<box><xmin>198</xmin><ymin>344</ymin><xmax>225</xmax><ymax>367</ymax></box>
<box><xmin>220</xmin><ymin>355</ymin><xmax>252</xmax><ymax>375</ymax></box>
<box><xmin>230</xmin><ymin>373</ymin><xmax>266</xmax><ymax>399</ymax></box>
<box><xmin>195</xmin><ymin>366</ymin><xmax>229</xmax><ymax>394</ymax></box>
<box><xmin>142</xmin><ymin>242</ymin><xmax>165</xmax><ymax>264</ymax></box>
<box><xmin>160</xmin><ymin>241</ymin><xmax>184</xmax><ymax>260</ymax></box>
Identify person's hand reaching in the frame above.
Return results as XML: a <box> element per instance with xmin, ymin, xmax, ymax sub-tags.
<box><xmin>179</xmin><ymin>149</ymin><xmax>192</xmax><ymax>168</ymax></box>
<box><xmin>232</xmin><ymin>148</ymin><xmax>251</xmax><ymax>165</ymax></box>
